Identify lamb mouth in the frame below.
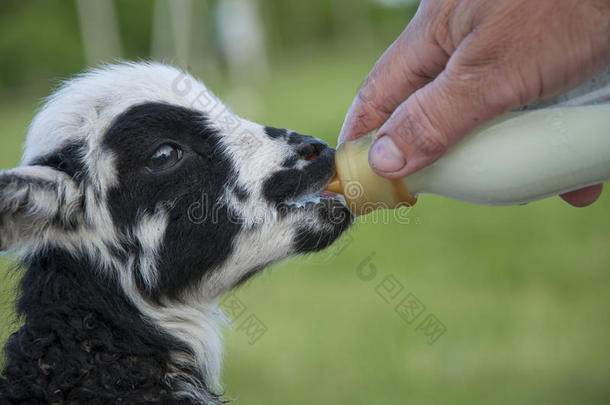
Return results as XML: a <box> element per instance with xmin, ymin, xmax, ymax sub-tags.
<box><xmin>277</xmin><ymin>187</ymin><xmax>350</xmax><ymax>222</ymax></box>
<box><xmin>283</xmin><ymin>190</ymin><xmax>346</xmax><ymax>208</ymax></box>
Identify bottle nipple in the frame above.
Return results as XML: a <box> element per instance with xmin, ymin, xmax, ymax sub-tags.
<box><xmin>326</xmin><ymin>133</ymin><xmax>417</xmax><ymax>216</ymax></box>
<box><xmin>325</xmin><ymin>174</ymin><xmax>343</xmax><ymax>194</ymax></box>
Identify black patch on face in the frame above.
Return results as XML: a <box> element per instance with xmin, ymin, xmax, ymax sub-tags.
<box><xmin>293</xmin><ymin>226</ymin><xmax>345</xmax><ymax>253</ymax></box>
<box><xmin>30</xmin><ymin>140</ymin><xmax>87</xmax><ymax>182</ymax></box>
<box><xmin>264</xmin><ymin>126</ymin><xmax>287</xmax><ymax>139</ymax></box>
<box><xmin>265</xmin><ymin>126</ymin><xmax>318</xmax><ymax>146</ymax></box>
<box><xmin>102</xmin><ymin>102</ymin><xmax>243</xmax><ymax>300</ymax></box>
<box><xmin>292</xmin><ymin>203</ymin><xmax>353</xmax><ymax>254</ymax></box>
<box><xmin>262</xmin><ymin>148</ymin><xmax>335</xmax><ymax>205</ymax></box>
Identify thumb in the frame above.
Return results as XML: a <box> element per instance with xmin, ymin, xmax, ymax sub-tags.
<box><xmin>368</xmin><ymin>65</ymin><xmax>519</xmax><ymax>179</ymax></box>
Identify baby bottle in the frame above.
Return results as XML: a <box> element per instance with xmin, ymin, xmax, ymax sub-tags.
<box><xmin>326</xmin><ymin>100</ymin><xmax>610</xmax><ymax>216</ymax></box>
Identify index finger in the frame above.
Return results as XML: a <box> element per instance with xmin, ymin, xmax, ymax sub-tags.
<box><xmin>337</xmin><ymin>21</ymin><xmax>449</xmax><ymax>145</ymax></box>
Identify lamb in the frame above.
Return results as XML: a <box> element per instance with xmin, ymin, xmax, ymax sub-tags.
<box><xmin>0</xmin><ymin>62</ymin><xmax>352</xmax><ymax>404</ymax></box>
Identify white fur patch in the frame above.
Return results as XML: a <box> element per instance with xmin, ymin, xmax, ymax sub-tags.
<box><xmin>133</xmin><ymin>210</ymin><xmax>169</xmax><ymax>290</ymax></box>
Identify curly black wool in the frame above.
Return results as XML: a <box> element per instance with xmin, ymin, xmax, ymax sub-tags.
<box><xmin>0</xmin><ymin>249</ymin><xmax>221</xmax><ymax>404</ymax></box>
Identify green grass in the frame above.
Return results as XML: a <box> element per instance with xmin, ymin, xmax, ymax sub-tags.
<box><xmin>1</xmin><ymin>48</ymin><xmax>609</xmax><ymax>404</ymax></box>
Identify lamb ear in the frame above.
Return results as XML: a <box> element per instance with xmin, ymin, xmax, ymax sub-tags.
<box><xmin>0</xmin><ymin>165</ymin><xmax>82</xmax><ymax>252</ymax></box>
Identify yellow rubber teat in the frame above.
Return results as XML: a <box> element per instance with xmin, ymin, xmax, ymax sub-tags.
<box><xmin>325</xmin><ymin>134</ymin><xmax>417</xmax><ymax>216</ymax></box>
<box><xmin>325</xmin><ymin>175</ymin><xmax>343</xmax><ymax>194</ymax></box>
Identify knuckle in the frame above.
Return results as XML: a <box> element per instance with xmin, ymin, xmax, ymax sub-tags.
<box><xmin>356</xmin><ymin>75</ymin><xmax>378</xmax><ymax>104</ymax></box>
<box><xmin>356</xmin><ymin>75</ymin><xmax>398</xmax><ymax>121</ymax></box>
<box><xmin>421</xmin><ymin>0</ymin><xmax>460</xmax><ymax>52</ymax></box>
<box><xmin>481</xmin><ymin>71</ymin><xmax>528</xmax><ymax>112</ymax></box>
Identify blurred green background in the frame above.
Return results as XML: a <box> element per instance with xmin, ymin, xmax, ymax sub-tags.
<box><xmin>1</xmin><ymin>1</ymin><xmax>609</xmax><ymax>404</ymax></box>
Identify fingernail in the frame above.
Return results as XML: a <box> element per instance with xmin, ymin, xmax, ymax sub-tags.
<box><xmin>369</xmin><ymin>135</ymin><xmax>406</xmax><ymax>173</ymax></box>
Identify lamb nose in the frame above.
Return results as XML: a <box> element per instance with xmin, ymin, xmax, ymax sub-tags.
<box><xmin>296</xmin><ymin>140</ymin><xmax>327</xmax><ymax>161</ymax></box>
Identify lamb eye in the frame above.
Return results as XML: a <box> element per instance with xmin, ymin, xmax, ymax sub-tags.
<box><xmin>147</xmin><ymin>144</ymin><xmax>183</xmax><ymax>172</ymax></box>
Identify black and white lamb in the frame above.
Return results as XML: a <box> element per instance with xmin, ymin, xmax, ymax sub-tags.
<box><xmin>0</xmin><ymin>62</ymin><xmax>352</xmax><ymax>404</ymax></box>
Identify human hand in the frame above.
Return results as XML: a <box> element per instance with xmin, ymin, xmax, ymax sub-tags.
<box><xmin>338</xmin><ymin>0</ymin><xmax>610</xmax><ymax>207</ymax></box>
